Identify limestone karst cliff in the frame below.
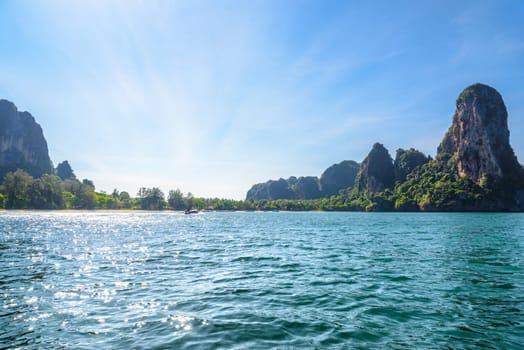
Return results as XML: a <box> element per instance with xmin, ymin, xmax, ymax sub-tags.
<box><xmin>245</xmin><ymin>83</ymin><xmax>523</xmax><ymax>210</ymax></box>
<box><xmin>292</xmin><ymin>176</ymin><xmax>323</xmax><ymax>199</ymax></box>
<box><xmin>394</xmin><ymin>148</ymin><xmax>431</xmax><ymax>183</ymax></box>
<box><xmin>56</xmin><ymin>160</ymin><xmax>76</xmax><ymax>180</ymax></box>
<box><xmin>438</xmin><ymin>83</ymin><xmax>522</xmax><ymax>183</ymax></box>
<box><xmin>353</xmin><ymin>143</ymin><xmax>395</xmax><ymax>195</ymax></box>
<box><xmin>245</xmin><ymin>160</ymin><xmax>360</xmax><ymax>200</ymax></box>
<box><xmin>0</xmin><ymin>99</ymin><xmax>53</xmax><ymax>179</ymax></box>
<box><xmin>246</xmin><ymin>178</ymin><xmax>294</xmax><ymax>200</ymax></box>
<box><xmin>319</xmin><ymin>160</ymin><xmax>360</xmax><ymax>197</ymax></box>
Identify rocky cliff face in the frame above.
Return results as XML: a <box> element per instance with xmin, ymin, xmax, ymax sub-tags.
<box><xmin>0</xmin><ymin>100</ymin><xmax>53</xmax><ymax>179</ymax></box>
<box><xmin>56</xmin><ymin>160</ymin><xmax>76</xmax><ymax>180</ymax></box>
<box><xmin>354</xmin><ymin>143</ymin><xmax>395</xmax><ymax>195</ymax></box>
<box><xmin>319</xmin><ymin>160</ymin><xmax>359</xmax><ymax>197</ymax></box>
<box><xmin>246</xmin><ymin>178</ymin><xmax>293</xmax><ymax>200</ymax></box>
<box><xmin>292</xmin><ymin>176</ymin><xmax>322</xmax><ymax>199</ymax></box>
<box><xmin>394</xmin><ymin>148</ymin><xmax>430</xmax><ymax>183</ymax></box>
<box><xmin>245</xmin><ymin>160</ymin><xmax>361</xmax><ymax>200</ymax></box>
<box><xmin>438</xmin><ymin>83</ymin><xmax>522</xmax><ymax>183</ymax></box>
<box><xmin>245</xmin><ymin>176</ymin><xmax>322</xmax><ymax>200</ymax></box>
<box><xmin>245</xmin><ymin>83</ymin><xmax>523</xmax><ymax>210</ymax></box>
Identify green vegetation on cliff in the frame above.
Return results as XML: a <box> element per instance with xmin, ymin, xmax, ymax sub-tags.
<box><xmin>1</xmin><ymin>83</ymin><xmax>523</xmax><ymax>212</ymax></box>
<box><xmin>245</xmin><ymin>160</ymin><xmax>360</xmax><ymax>201</ymax></box>
<box><xmin>245</xmin><ymin>83</ymin><xmax>524</xmax><ymax>212</ymax></box>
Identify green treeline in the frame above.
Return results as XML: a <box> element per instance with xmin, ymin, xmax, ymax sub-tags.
<box><xmin>0</xmin><ymin>168</ymin><xmax>339</xmax><ymax>211</ymax></box>
<box><xmin>0</xmin><ymin>159</ymin><xmax>517</xmax><ymax>212</ymax></box>
<box><xmin>259</xmin><ymin>157</ymin><xmax>516</xmax><ymax>212</ymax></box>
<box><xmin>0</xmin><ymin>169</ymin><xmax>254</xmax><ymax>211</ymax></box>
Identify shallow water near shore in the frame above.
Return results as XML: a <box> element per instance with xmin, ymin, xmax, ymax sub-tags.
<box><xmin>1</xmin><ymin>211</ymin><xmax>523</xmax><ymax>349</ymax></box>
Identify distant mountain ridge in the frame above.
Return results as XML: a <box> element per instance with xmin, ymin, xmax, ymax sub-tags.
<box><xmin>246</xmin><ymin>83</ymin><xmax>524</xmax><ymax>211</ymax></box>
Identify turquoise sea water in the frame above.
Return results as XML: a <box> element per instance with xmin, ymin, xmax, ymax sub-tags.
<box><xmin>0</xmin><ymin>211</ymin><xmax>523</xmax><ymax>349</ymax></box>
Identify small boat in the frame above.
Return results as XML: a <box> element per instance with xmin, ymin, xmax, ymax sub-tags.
<box><xmin>184</xmin><ymin>209</ymin><xmax>199</xmax><ymax>215</ymax></box>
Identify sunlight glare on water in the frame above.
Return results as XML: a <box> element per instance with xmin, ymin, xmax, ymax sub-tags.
<box><xmin>1</xmin><ymin>211</ymin><xmax>523</xmax><ymax>349</ymax></box>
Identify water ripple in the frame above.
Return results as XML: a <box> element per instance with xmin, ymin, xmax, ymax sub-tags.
<box><xmin>1</xmin><ymin>211</ymin><xmax>523</xmax><ymax>349</ymax></box>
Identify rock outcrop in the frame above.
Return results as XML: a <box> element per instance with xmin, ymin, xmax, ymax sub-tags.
<box><xmin>246</xmin><ymin>160</ymin><xmax>361</xmax><ymax>200</ymax></box>
<box><xmin>394</xmin><ymin>148</ymin><xmax>430</xmax><ymax>183</ymax></box>
<box><xmin>245</xmin><ymin>83</ymin><xmax>523</xmax><ymax>211</ymax></box>
<box><xmin>0</xmin><ymin>100</ymin><xmax>53</xmax><ymax>179</ymax></box>
<box><xmin>246</xmin><ymin>178</ymin><xmax>295</xmax><ymax>200</ymax></box>
<box><xmin>319</xmin><ymin>160</ymin><xmax>359</xmax><ymax>197</ymax></box>
<box><xmin>437</xmin><ymin>83</ymin><xmax>522</xmax><ymax>183</ymax></box>
<box><xmin>354</xmin><ymin>143</ymin><xmax>395</xmax><ymax>195</ymax></box>
<box><xmin>56</xmin><ymin>160</ymin><xmax>76</xmax><ymax>180</ymax></box>
<box><xmin>292</xmin><ymin>176</ymin><xmax>322</xmax><ymax>199</ymax></box>
<box><xmin>245</xmin><ymin>176</ymin><xmax>321</xmax><ymax>200</ymax></box>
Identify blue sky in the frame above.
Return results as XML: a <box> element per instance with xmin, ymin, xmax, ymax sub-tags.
<box><xmin>1</xmin><ymin>0</ymin><xmax>523</xmax><ymax>199</ymax></box>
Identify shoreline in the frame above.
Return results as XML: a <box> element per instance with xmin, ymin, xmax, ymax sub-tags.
<box><xmin>1</xmin><ymin>209</ymin><xmax>522</xmax><ymax>214</ymax></box>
